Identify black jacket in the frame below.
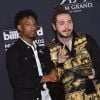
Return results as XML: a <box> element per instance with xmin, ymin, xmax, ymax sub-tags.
<box><xmin>6</xmin><ymin>39</ymin><xmax>56</xmax><ymax>100</ymax></box>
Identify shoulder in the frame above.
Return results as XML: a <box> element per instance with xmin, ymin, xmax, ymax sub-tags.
<box><xmin>75</xmin><ymin>32</ymin><xmax>96</xmax><ymax>42</ymax></box>
<box><xmin>6</xmin><ymin>40</ymin><xmax>20</xmax><ymax>56</ymax></box>
<box><xmin>85</xmin><ymin>34</ymin><xmax>97</xmax><ymax>43</ymax></box>
<box><xmin>75</xmin><ymin>32</ymin><xmax>86</xmax><ymax>38</ymax></box>
<box><xmin>76</xmin><ymin>32</ymin><xmax>99</xmax><ymax>49</ymax></box>
<box><xmin>76</xmin><ymin>32</ymin><xmax>95</xmax><ymax>40</ymax></box>
<box><xmin>48</xmin><ymin>38</ymin><xmax>60</xmax><ymax>50</ymax></box>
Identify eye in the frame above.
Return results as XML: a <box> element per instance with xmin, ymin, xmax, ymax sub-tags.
<box><xmin>68</xmin><ymin>20</ymin><xmax>73</xmax><ymax>24</ymax></box>
<box><xmin>32</xmin><ymin>23</ymin><xmax>36</xmax><ymax>27</ymax></box>
<box><xmin>25</xmin><ymin>23</ymin><xmax>31</xmax><ymax>26</ymax></box>
<box><xmin>57</xmin><ymin>21</ymin><xmax>65</xmax><ymax>25</ymax></box>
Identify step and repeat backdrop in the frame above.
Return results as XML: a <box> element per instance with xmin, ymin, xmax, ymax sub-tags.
<box><xmin>0</xmin><ymin>0</ymin><xmax>100</xmax><ymax>100</ymax></box>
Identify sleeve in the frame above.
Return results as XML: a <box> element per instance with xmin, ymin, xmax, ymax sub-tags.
<box><xmin>6</xmin><ymin>47</ymin><xmax>42</xmax><ymax>89</ymax></box>
<box><xmin>43</xmin><ymin>46</ymin><xmax>54</xmax><ymax>73</ymax></box>
<box><xmin>86</xmin><ymin>34</ymin><xmax>100</xmax><ymax>79</ymax></box>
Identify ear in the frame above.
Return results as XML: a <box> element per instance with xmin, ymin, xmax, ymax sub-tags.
<box><xmin>17</xmin><ymin>25</ymin><xmax>22</xmax><ymax>32</ymax></box>
<box><xmin>52</xmin><ymin>23</ymin><xmax>56</xmax><ymax>31</ymax></box>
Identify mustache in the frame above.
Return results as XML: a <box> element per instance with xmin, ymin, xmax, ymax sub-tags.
<box><xmin>62</xmin><ymin>29</ymin><xmax>72</xmax><ymax>32</ymax></box>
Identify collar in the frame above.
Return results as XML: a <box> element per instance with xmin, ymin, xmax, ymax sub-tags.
<box><xmin>20</xmin><ymin>37</ymin><xmax>37</xmax><ymax>50</ymax></box>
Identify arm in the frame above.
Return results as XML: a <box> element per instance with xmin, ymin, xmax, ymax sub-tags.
<box><xmin>40</xmin><ymin>46</ymin><xmax>59</xmax><ymax>83</ymax></box>
<box><xmin>86</xmin><ymin>34</ymin><xmax>100</xmax><ymax>79</ymax></box>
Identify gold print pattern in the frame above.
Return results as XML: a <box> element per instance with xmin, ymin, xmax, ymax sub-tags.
<box><xmin>49</xmin><ymin>33</ymin><xmax>100</xmax><ymax>100</ymax></box>
<box><xmin>62</xmin><ymin>34</ymin><xmax>93</xmax><ymax>94</ymax></box>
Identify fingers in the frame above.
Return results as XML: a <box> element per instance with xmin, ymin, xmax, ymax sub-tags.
<box><xmin>58</xmin><ymin>45</ymin><xmax>68</xmax><ymax>63</ymax></box>
<box><xmin>46</xmin><ymin>75</ymin><xmax>58</xmax><ymax>82</ymax></box>
<box><xmin>88</xmin><ymin>68</ymin><xmax>95</xmax><ymax>79</ymax></box>
<box><xmin>58</xmin><ymin>56</ymin><xmax>67</xmax><ymax>63</ymax></box>
<box><xmin>41</xmin><ymin>72</ymin><xmax>59</xmax><ymax>83</ymax></box>
<box><xmin>59</xmin><ymin>44</ymin><xmax>65</xmax><ymax>56</ymax></box>
<box><xmin>62</xmin><ymin>44</ymin><xmax>65</xmax><ymax>52</ymax></box>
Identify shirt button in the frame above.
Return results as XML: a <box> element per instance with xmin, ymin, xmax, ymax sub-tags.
<box><xmin>25</xmin><ymin>57</ymin><xmax>28</xmax><ymax>60</ymax></box>
<box><xmin>27</xmin><ymin>46</ymin><xmax>30</xmax><ymax>49</ymax></box>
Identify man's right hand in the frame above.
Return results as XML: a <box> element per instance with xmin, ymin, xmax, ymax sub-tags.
<box><xmin>41</xmin><ymin>69</ymin><xmax>58</xmax><ymax>83</ymax></box>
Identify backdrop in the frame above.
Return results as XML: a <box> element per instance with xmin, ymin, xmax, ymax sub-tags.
<box><xmin>0</xmin><ymin>0</ymin><xmax>100</xmax><ymax>100</ymax></box>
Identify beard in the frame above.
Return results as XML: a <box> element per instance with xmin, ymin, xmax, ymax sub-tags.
<box><xmin>57</xmin><ymin>30</ymin><xmax>73</xmax><ymax>38</ymax></box>
<box><xmin>29</xmin><ymin>33</ymin><xmax>37</xmax><ymax>40</ymax></box>
<box><xmin>57</xmin><ymin>31</ymin><xmax>73</xmax><ymax>45</ymax></box>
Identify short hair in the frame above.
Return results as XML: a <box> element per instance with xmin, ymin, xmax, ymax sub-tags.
<box><xmin>52</xmin><ymin>5</ymin><xmax>72</xmax><ymax>25</ymax></box>
<box><xmin>14</xmin><ymin>9</ymin><xmax>37</xmax><ymax>29</ymax></box>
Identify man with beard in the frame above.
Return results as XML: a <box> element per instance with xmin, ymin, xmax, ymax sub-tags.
<box><xmin>6</xmin><ymin>9</ymin><xmax>59</xmax><ymax>100</ymax></box>
<box><xmin>49</xmin><ymin>5</ymin><xmax>100</xmax><ymax>100</ymax></box>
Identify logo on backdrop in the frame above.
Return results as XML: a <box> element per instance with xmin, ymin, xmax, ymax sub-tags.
<box><xmin>59</xmin><ymin>0</ymin><xmax>94</xmax><ymax>13</ymax></box>
<box><xmin>3</xmin><ymin>26</ymin><xmax>45</xmax><ymax>51</ymax></box>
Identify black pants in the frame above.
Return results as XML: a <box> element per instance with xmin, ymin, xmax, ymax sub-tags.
<box><xmin>50</xmin><ymin>82</ymin><xmax>65</xmax><ymax>100</ymax></box>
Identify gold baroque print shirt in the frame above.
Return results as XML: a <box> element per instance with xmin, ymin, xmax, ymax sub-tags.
<box><xmin>49</xmin><ymin>33</ymin><xmax>94</xmax><ymax>93</ymax></box>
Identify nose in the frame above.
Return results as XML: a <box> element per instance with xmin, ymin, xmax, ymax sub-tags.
<box><xmin>65</xmin><ymin>23</ymin><xmax>69</xmax><ymax>29</ymax></box>
<box><xmin>31</xmin><ymin>24</ymin><xmax>36</xmax><ymax>30</ymax></box>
